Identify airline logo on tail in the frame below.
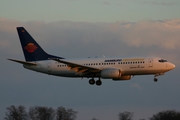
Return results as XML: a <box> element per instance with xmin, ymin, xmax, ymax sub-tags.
<box><xmin>24</xmin><ymin>43</ymin><xmax>37</xmax><ymax>53</ymax></box>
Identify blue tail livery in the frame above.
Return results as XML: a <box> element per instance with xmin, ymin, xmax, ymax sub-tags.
<box><xmin>17</xmin><ymin>27</ymin><xmax>63</xmax><ymax>61</ymax></box>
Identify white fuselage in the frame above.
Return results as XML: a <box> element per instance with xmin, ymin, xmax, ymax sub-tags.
<box><xmin>24</xmin><ymin>57</ymin><xmax>175</xmax><ymax>79</ymax></box>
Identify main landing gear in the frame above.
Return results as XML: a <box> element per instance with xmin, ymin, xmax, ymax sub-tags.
<box><xmin>89</xmin><ymin>78</ymin><xmax>102</xmax><ymax>86</ymax></box>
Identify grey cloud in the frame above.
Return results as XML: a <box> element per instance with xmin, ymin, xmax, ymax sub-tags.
<box><xmin>142</xmin><ymin>1</ymin><xmax>178</xmax><ymax>6</ymax></box>
<box><xmin>119</xmin><ymin>20</ymin><xmax>180</xmax><ymax>50</ymax></box>
<box><xmin>102</xmin><ymin>1</ymin><xmax>111</xmax><ymax>5</ymax></box>
<box><xmin>1</xmin><ymin>18</ymin><xmax>180</xmax><ymax>61</ymax></box>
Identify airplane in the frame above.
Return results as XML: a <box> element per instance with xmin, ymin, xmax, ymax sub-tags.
<box><xmin>8</xmin><ymin>27</ymin><xmax>175</xmax><ymax>86</ymax></box>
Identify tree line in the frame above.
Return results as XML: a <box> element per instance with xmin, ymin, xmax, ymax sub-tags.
<box><xmin>4</xmin><ymin>105</ymin><xmax>180</xmax><ymax>120</ymax></box>
<box><xmin>5</xmin><ymin>105</ymin><xmax>77</xmax><ymax>120</ymax></box>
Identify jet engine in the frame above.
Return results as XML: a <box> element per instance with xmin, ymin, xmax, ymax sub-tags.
<box><xmin>101</xmin><ymin>68</ymin><xmax>131</xmax><ymax>80</ymax></box>
<box><xmin>101</xmin><ymin>68</ymin><xmax>121</xmax><ymax>79</ymax></box>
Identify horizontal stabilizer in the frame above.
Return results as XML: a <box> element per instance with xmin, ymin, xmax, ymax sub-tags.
<box><xmin>8</xmin><ymin>59</ymin><xmax>37</xmax><ymax>66</ymax></box>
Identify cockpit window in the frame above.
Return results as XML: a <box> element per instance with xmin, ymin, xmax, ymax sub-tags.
<box><xmin>158</xmin><ymin>59</ymin><xmax>167</xmax><ymax>63</ymax></box>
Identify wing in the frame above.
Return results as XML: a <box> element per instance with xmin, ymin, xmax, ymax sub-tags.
<box><xmin>50</xmin><ymin>58</ymin><xmax>101</xmax><ymax>75</ymax></box>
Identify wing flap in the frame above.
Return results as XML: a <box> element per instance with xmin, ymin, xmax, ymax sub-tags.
<box><xmin>50</xmin><ymin>58</ymin><xmax>101</xmax><ymax>74</ymax></box>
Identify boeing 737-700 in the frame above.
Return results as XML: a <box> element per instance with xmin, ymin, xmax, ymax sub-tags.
<box><xmin>8</xmin><ymin>27</ymin><xmax>175</xmax><ymax>86</ymax></box>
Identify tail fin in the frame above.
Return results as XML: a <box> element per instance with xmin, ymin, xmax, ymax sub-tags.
<box><xmin>17</xmin><ymin>27</ymin><xmax>64</xmax><ymax>61</ymax></box>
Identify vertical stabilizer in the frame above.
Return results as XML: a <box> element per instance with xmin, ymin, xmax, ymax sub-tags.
<box><xmin>17</xmin><ymin>27</ymin><xmax>63</xmax><ymax>61</ymax></box>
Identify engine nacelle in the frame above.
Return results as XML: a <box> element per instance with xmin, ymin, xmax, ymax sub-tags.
<box><xmin>112</xmin><ymin>75</ymin><xmax>131</xmax><ymax>81</ymax></box>
<box><xmin>101</xmin><ymin>68</ymin><xmax>121</xmax><ymax>79</ymax></box>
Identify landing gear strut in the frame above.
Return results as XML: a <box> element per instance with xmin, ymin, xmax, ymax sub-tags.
<box><xmin>88</xmin><ymin>78</ymin><xmax>102</xmax><ymax>86</ymax></box>
<box><xmin>153</xmin><ymin>73</ymin><xmax>164</xmax><ymax>82</ymax></box>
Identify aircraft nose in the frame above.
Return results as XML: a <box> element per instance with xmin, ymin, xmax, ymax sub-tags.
<box><xmin>169</xmin><ymin>63</ymin><xmax>176</xmax><ymax>69</ymax></box>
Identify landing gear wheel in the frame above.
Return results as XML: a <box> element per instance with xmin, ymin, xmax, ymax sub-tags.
<box><xmin>89</xmin><ymin>79</ymin><xmax>95</xmax><ymax>85</ymax></box>
<box><xmin>96</xmin><ymin>80</ymin><xmax>102</xmax><ymax>86</ymax></box>
<box><xmin>154</xmin><ymin>78</ymin><xmax>158</xmax><ymax>82</ymax></box>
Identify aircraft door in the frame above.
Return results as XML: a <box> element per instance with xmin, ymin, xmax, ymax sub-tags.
<box><xmin>148</xmin><ymin>58</ymin><xmax>153</xmax><ymax>67</ymax></box>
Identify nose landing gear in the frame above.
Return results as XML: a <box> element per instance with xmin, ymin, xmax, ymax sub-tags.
<box><xmin>153</xmin><ymin>73</ymin><xmax>164</xmax><ymax>82</ymax></box>
<box><xmin>154</xmin><ymin>77</ymin><xmax>158</xmax><ymax>82</ymax></box>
